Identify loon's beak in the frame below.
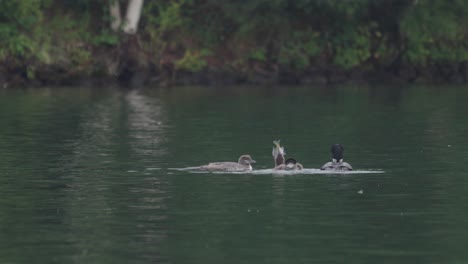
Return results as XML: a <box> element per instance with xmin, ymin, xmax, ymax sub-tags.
<box><xmin>250</xmin><ymin>159</ymin><xmax>256</xmax><ymax>164</ymax></box>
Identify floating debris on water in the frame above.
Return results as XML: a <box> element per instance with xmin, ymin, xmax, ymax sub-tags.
<box><xmin>146</xmin><ymin>167</ymin><xmax>161</xmax><ymax>171</ymax></box>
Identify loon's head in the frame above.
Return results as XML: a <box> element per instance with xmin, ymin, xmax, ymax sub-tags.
<box><xmin>272</xmin><ymin>140</ymin><xmax>286</xmax><ymax>166</ymax></box>
<box><xmin>238</xmin><ymin>155</ymin><xmax>256</xmax><ymax>165</ymax></box>
<box><xmin>331</xmin><ymin>144</ymin><xmax>345</xmax><ymax>163</ymax></box>
<box><xmin>285</xmin><ymin>158</ymin><xmax>297</xmax><ymax>169</ymax></box>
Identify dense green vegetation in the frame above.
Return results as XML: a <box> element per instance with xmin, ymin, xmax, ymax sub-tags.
<box><xmin>0</xmin><ymin>0</ymin><xmax>467</xmax><ymax>86</ymax></box>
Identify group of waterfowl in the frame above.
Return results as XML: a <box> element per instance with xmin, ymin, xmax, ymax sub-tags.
<box><xmin>197</xmin><ymin>141</ymin><xmax>352</xmax><ymax>172</ymax></box>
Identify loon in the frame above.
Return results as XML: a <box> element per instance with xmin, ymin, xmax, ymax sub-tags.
<box><xmin>199</xmin><ymin>154</ymin><xmax>256</xmax><ymax>172</ymax></box>
<box><xmin>275</xmin><ymin>158</ymin><xmax>304</xmax><ymax>171</ymax></box>
<box><xmin>272</xmin><ymin>140</ymin><xmax>303</xmax><ymax>170</ymax></box>
<box><xmin>320</xmin><ymin>144</ymin><xmax>353</xmax><ymax>171</ymax></box>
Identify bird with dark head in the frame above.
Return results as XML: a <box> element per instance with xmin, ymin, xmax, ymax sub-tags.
<box><xmin>320</xmin><ymin>144</ymin><xmax>352</xmax><ymax>171</ymax></box>
<box><xmin>272</xmin><ymin>141</ymin><xmax>303</xmax><ymax>170</ymax></box>
<box><xmin>282</xmin><ymin>158</ymin><xmax>304</xmax><ymax>171</ymax></box>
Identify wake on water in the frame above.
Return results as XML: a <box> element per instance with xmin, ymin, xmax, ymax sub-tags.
<box><xmin>169</xmin><ymin>167</ymin><xmax>384</xmax><ymax>175</ymax></box>
<box><xmin>251</xmin><ymin>168</ymin><xmax>383</xmax><ymax>175</ymax></box>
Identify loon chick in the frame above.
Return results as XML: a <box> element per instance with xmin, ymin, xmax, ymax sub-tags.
<box><xmin>320</xmin><ymin>144</ymin><xmax>353</xmax><ymax>171</ymax></box>
<box><xmin>272</xmin><ymin>140</ymin><xmax>286</xmax><ymax>167</ymax></box>
<box><xmin>272</xmin><ymin>141</ymin><xmax>303</xmax><ymax>170</ymax></box>
<box><xmin>199</xmin><ymin>154</ymin><xmax>256</xmax><ymax>172</ymax></box>
<box><xmin>275</xmin><ymin>158</ymin><xmax>303</xmax><ymax>171</ymax></box>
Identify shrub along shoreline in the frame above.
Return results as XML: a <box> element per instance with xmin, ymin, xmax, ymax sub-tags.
<box><xmin>0</xmin><ymin>1</ymin><xmax>467</xmax><ymax>87</ymax></box>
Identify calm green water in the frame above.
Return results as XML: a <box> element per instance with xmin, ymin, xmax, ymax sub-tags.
<box><xmin>1</xmin><ymin>85</ymin><xmax>468</xmax><ymax>264</ymax></box>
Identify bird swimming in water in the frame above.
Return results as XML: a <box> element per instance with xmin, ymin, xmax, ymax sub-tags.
<box><xmin>272</xmin><ymin>140</ymin><xmax>303</xmax><ymax>170</ymax></box>
<box><xmin>275</xmin><ymin>158</ymin><xmax>304</xmax><ymax>171</ymax></box>
<box><xmin>320</xmin><ymin>144</ymin><xmax>352</xmax><ymax>171</ymax></box>
<box><xmin>199</xmin><ymin>154</ymin><xmax>256</xmax><ymax>172</ymax></box>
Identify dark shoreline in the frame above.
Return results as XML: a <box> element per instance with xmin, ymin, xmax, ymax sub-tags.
<box><xmin>1</xmin><ymin>64</ymin><xmax>466</xmax><ymax>89</ymax></box>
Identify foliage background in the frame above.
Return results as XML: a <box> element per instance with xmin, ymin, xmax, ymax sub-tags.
<box><xmin>0</xmin><ymin>0</ymin><xmax>466</xmax><ymax>85</ymax></box>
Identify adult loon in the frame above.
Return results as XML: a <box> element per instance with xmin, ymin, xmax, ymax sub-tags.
<box><xmin>272</xmin><ymin>140</ymin><xmax>303</xmax><ymax>170</ymax></box>
<box><xmin>199</xmin><ymin>154</ymin><xmax>256</xmax><ymax>172</ymax></box>
<box><xmin>320</xmin><ymin>144</ymin><xmax>353</xmax><ymax>171</ymax></box>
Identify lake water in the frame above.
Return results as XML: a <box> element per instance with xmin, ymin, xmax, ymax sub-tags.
<box><xmin>1</xmin><ymin>84</ymin><xmax>468</xmax><ymax>263</ymax></box>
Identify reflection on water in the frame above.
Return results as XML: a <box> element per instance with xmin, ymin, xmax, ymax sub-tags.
<box><xmin>125</xmin><ymin>90</ymin><xmax>167</xmax><ymax>157</ymax></box>
<box><xmin>64</xmin><ymin>89</ymin><xmax>169</xmax><ymax>263</ymax></box>
<box><xmin>0</xmin><ymin>85</ymin><xmax>468</xmax><ymax>263</ymax></box>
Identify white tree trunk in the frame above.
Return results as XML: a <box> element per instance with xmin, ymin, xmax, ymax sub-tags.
<box><xmin>109</xmin><ymin>0</ymin><xmax>122</xmax><ymax>31</ymax></box>
<box><xmin>123</xmin><ymin>0</ymin><xmax>144</xmax><ymax>34</ymax></box>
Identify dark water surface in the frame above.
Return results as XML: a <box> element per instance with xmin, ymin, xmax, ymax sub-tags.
<box><xmin>1</xmin><ymin>85</ymin><xmax>468</xmax><ymax>263</ymax></box>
